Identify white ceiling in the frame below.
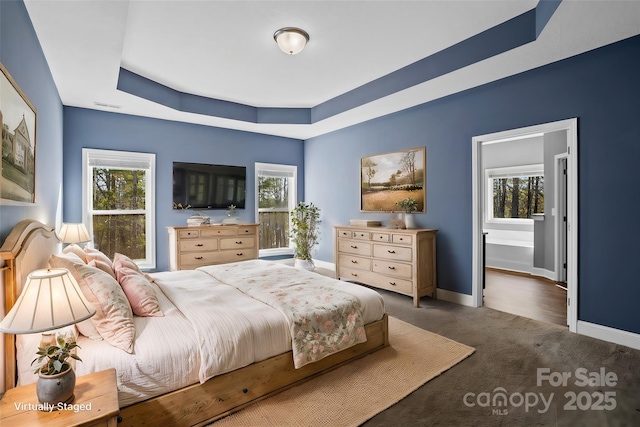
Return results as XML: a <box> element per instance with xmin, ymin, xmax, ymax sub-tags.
<box><xmin>24</xmin><ymin>0</ymin><xmax>640</xmax><ymax>140</ymax></box>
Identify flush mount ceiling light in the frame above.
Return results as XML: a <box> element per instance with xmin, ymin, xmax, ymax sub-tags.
<box><xmin>273</xmin><ymin>27</ymin><xmax>310</xmax><ymax>55</ymax></box>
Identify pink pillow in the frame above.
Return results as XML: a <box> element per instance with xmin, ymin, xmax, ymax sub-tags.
<box><xmin>113</xmin><ymin>252</ymin><xmax>142</xmax><ymax>274</ymax></box>
<box><xmin>113</xmin><ymin>252</ymin><xmax>156</xmax><ymax>283</ymax></box>
<box><xmin>85</xmin><ymin>247</ymin><xmax>113</xmax><ymax>269</ymax></box>
<box><xmin>73</xmin><ymin>264</ymin><xmax>135</xmax><ymax>353</ymax></box>
<box><xmin>88</xmin><ymin>259</ymin><xmax>116</xmax><ymax>279</ymax></box>
<box><xmin>116</xmin><ymin>267</ymin><xmax>164</xmax><ymax>317</ymax></box>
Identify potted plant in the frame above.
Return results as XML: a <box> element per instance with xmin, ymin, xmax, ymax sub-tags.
<box><xmin>32</xmin><ymin>333</ymin><xmax>82</xmax><ymax>406</ymax></box>
<box><xmin>395</xmin><ymin>197</ymin><xmax>418</xmax><ymax>228</ymax></box>
<box><xmin>290</xmin><ymin>201</ymin><xmax>321</xmax><ymax>270</ymax></box>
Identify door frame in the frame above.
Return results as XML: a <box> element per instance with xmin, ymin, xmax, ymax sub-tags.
<box><xmin>554</xmin><ymin>153</ymin><xmax>568</xmax><ymax>284</ymax></box>
<box><xmin>471</xmin><ymin>118</ymin><xmax>578</xmax><ymax>332</ymax></box>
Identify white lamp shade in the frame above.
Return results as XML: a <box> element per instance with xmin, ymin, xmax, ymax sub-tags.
<box><xmin>274</xmin><ymin>27</ymin><xmax>309</xmax><ymax>55</ymax></box>
<box><xmin>58</xmin><ymin>223</ymin><xmax>91</xmax><ymax>244</ymax></box>
<box><xmin>0</xmin><ymin>268</ymin><xmax>96</xmax><ymax>334</ymax></box>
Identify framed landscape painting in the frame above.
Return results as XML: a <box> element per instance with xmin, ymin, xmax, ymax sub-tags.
<box><xmin>361</xmin><ymin>146</ymin><xmax>426</xmax><ymax>212</ymax></box>
<box><xmin>0</xmin><ymin>63</ymin><xmax>37</xmax><ymax>204</ymax></box>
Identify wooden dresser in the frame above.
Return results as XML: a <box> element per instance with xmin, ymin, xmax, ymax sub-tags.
<box><xmin>167</xmin><ymin>224</ymin><xmax>259</xmax><ymax>271</ymax></box>
<box><xmin>334</xmin><ymin>225</ymin><xmax>437</xmax><ymax>307</ymax></box>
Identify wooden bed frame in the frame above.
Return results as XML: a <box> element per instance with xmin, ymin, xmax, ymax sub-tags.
<box><xmin>1</xmin><ymin>219</ymin><xmax>390</xmax><ymax>426</ymax></box>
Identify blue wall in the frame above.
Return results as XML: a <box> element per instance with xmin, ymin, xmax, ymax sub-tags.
<box><xmin>63</xmin><ymin>107</ymin><xmax>304</xmax><ymax>271</ymax></box>
<box><xmin>0</xmin><ymin>0</ymin><xmax>64</xmax><ymax>241</ymax></box>
<box><xmin>306</xmin><ymin>35</ymin><xmax>640</xmax><ymax>335</ymax></box>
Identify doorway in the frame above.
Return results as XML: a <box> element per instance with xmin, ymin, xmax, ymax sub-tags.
<box><xmin>472</xmin><ymin>118</ymin><xmax>578</xmax><ymax>331</ymax></box>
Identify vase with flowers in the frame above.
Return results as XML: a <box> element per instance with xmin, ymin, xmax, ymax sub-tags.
<box><xmin>395</xmin><ymin>197</ymin><xmax>418</xmax><ymax>229</ymax></box>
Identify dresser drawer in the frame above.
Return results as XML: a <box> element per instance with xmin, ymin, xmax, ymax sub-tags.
<box><xmin>201</xmin><ymin>228</ymin><xmax>237</xmax><ymax>238</ymax></box>
<box><xmin>179</xmin><ymin>229</ymin><xmax>200</xmax><ymax>239</ymax></box>
<box><xmin>339</xmin><ymin>267</ymin><xmax>412</xmax><ymax>295</ymax></box>
<box><xmin>214</xmin><ymin>249</ymin><xmax>258</xmax><ymax>263</ymax></box>
<box><xmin>373</xmin><ymin>259</ymin><xmax>412</xmax><ymax>279</ymax></box>
<box><xmin>180</xmin><ymin>251</ymin><xmax>223</xmax><ymax>267</ymax></box>
<box><xmin>338</xmin><ymin>254</ymin><xmax>371</xmax><ymax>271</ymax></box>
<box><xmin>366</xmin><ymin>273</ymin><xmax>413</xmax><ymax>295</ymax></box>
<box><xmin>392</xmin><ymin>234</ymin><xmax>413</xmax><ymax>245</ymax></box>
<box><xmin>373</xmin><ymin>244</ymin><xmax>412</xmax><ymax>262</ymax></box>
<box><xmin>351</xmin><ymin>231</ymin><xmax>370</xmax><ymax>240</ymax></box>
<box><xmin>220</xmin><ymin>237</ymin><xmax>255</xmax><ymax>250</ymax></box>
<box><xmin>238</xmin><ymin>227</ymin><xmax>256</xmax><ymax>235</ymax></box>
<box><xmin>336</xmin><ymin>229</ymin><xmax>352</xmax><ymax>239</ymax></box>
<box><xmin>179</xmin><ymin>239</ymin><xmax>218</xmax><ymax>252</ymax></box>
<box><xmin>337</xmin><ymin>239</ymin><xmax>371</xmax><ymax>256</ymax></box>
<box><xmin>371</xmin><ymin>232</ymin><xmax>390</xmax><ymax>242</ymax></box>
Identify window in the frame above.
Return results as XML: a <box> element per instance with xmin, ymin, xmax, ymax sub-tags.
<box><xmin>255</xmin><ymin>163</ymin><xmax>297</xmax><ymax>256</ymax></box>
<box><xmin>83</xmin><ymin>149</ymin><xmax>156</xmax><ymax>269</ymax></box>
<box><xmin>486</xmin><ymin>164</ymin><xmax>544</xmax><ymax>221</ymax></box>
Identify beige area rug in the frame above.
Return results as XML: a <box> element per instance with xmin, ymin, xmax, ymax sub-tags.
<box><xmin>213</xmin><ymin>316</ymin><xmax>475</xmax><ymax>427</ymax></box>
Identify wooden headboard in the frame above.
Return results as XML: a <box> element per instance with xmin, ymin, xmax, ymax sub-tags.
<box><xmin>1</xmin><ymin>219</ymin><xmax>60</xmax><ymax>390</ymax></box>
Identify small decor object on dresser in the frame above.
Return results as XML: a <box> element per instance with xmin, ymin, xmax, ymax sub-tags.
<box><xmin>395</xmin><ymin>197</ymin><xmax>418</xmax><ymax>229</ymax></box>
<box><xmin>349</xmin><ymin>219</ymin><xmax>382</xmax><ymax>227</ymax></box>
<box><xmin>222</xmin><ymin>204</ymin><xmax>239</xmax><ymax>224</ymax></box>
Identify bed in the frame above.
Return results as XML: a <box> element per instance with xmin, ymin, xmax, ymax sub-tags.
<box><xmin>1</xmin><ymin>219</ymin><xmax>389</xmax><ymax>426</ymax></box>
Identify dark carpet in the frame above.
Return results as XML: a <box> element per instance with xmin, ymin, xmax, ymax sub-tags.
<box><xmin>361</xmin><ymin>290</ymin><xmax>640</xmax><ymax>427</ymax></box>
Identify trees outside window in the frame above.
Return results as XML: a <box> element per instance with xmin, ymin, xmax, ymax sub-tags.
<box><xmin>255</xmin><ymin>163</ymin><xmax>296</xmax><ymax>256</ymax></box>
<box><xmin>486</xmin><ymin>165</ymin><xmax>544</xmax><ymax>221</ymax></box>
<box><xmin>83</xmin><ymin>149</ymin><xmax>156</xmax><ymax>269</ymax></box>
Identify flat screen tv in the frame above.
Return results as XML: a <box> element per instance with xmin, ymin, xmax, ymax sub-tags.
<box><xmin>173</xmin><ymin>162</ymin><xmax>246</xmax><ymax>209</ymax></box>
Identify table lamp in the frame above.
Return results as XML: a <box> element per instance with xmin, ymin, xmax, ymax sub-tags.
<box><xmin>0</xmin><ymin>268</ymin><xmax>96</xmax><ymax>407</ymax></box>
<box><xmin>58</xmin><ymin>223</ymin><xmax>91</xmax><ymax>247</ymax></box>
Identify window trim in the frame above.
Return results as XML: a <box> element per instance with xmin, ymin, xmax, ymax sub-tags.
<box><xmin>82</xmin><ymin>148</ymin><xmax>156</xmax><ymax>270</ymax></box>
<box><xmin>485</xmin><ymin>164</ymin><xmax>543</xmax><ymax>224</ymax></box>
<box><xmin>255</xmin><ymin>162</ymin><xmax>297</xmax><ymax>257</ymax></box>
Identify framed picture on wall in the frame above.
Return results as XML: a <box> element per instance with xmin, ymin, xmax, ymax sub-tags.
<box><xmin>361</xmin><ymin>146</ymin><xmax>426</xmax><ymax>212</ymax></box>
<box><xmin>0</xmin><ymin>63</ymin><xmax>37</xmax><ymax>205</ymax></box>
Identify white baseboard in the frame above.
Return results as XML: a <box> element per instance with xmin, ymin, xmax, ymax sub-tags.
<box><xmin>531</xmin><ymin>267</ymin><xmax>556</xmax><ymax>281</ymax></box>
<box><xmin>436</xmin><ymin>288</ymin><xmax>476</xmax><ymax>307</ymax></box>
<box><xmin>486</xmin><ymin>259</ymin><xmax>532</xmax><ymax>275</ymax></box>
<box><xmin>313</xmin><ymin>259</ymin><xmax>335</xmax><ymax>271</ymax></box>
<box><xmin>576</xmin><ymin>320</ymin><xmax>640</xmax><ymax>351</ymax></box>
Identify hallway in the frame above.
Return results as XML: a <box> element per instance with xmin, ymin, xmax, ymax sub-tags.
<box><xmin>483</xmin><ymin>268</ymin><xmax>567</xmax><ymax>326</ymax></box>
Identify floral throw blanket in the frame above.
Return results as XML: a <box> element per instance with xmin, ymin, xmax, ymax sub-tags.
<box><xmin>198</xmin><ymin>260</ymin><xmax>367</xmax><ymax>368</ymax></box>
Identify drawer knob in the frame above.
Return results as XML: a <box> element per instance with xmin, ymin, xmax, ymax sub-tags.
<box><xmin>235</xmin><ymin>241</ymin><xmax>243</xmax><ymax>244</ymax></box>
<box><xmin>194</xmin><ymin>256</ymin><xmax>203</xmax><ymax>260</ymax></box>
<box><xmin>388</xmin><ymin>266</ymin><xmax>396</xmax><ymax>270</ymax></box>
<box><xmin>350</xmin><ymin>245</ymin><xmax>358</xmax><ymax>249</ymax></box>
<box><xmin>351</xmin><ymin>260</ymin><xmax>358</xmax><ymax>264</ymax></box>
<box><xmin>387</xmin><ymin>250</ymin><xmax>396</xmax><ymax>254</ymax></box>
<box><xmin>390</xmin><ymin>282</ymin><xmax>397</xmax><ymax>286</ymax></box>
<box><xmin>196</xmin><ymin>243</ymin><xmax>204</xmax><ymax>247</ymax></box>
<box><xmin>237</xmin><ymin>252</ymin><xmax>243</xmax><ymax>256</ymax></box>
<box><xmin>351</xmin><ymin>273</ymin><xmax>358</xmax><ymax>277</ymax></box>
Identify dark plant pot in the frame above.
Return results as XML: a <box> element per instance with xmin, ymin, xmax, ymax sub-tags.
<box><xmin>36</xmin><ymin>366</ymin><xmax>75</xmax><ymax>407</ymax></box>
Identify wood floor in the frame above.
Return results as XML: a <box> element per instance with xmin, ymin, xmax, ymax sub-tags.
<box><xmin>316</xmin><ymin>265</ymin><xmax>567</xmax><ymax>327</ymax></box>
<box><xmin>483</xmin><ymin>268</ymin><xmax>568</xmax><ymax>326</ymax></box>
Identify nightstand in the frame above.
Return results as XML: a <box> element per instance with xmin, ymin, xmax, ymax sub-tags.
<box><xmin>0</xmin><ymin>368</ymin><xmax>119</xmax><ymax>426</ymax></box>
